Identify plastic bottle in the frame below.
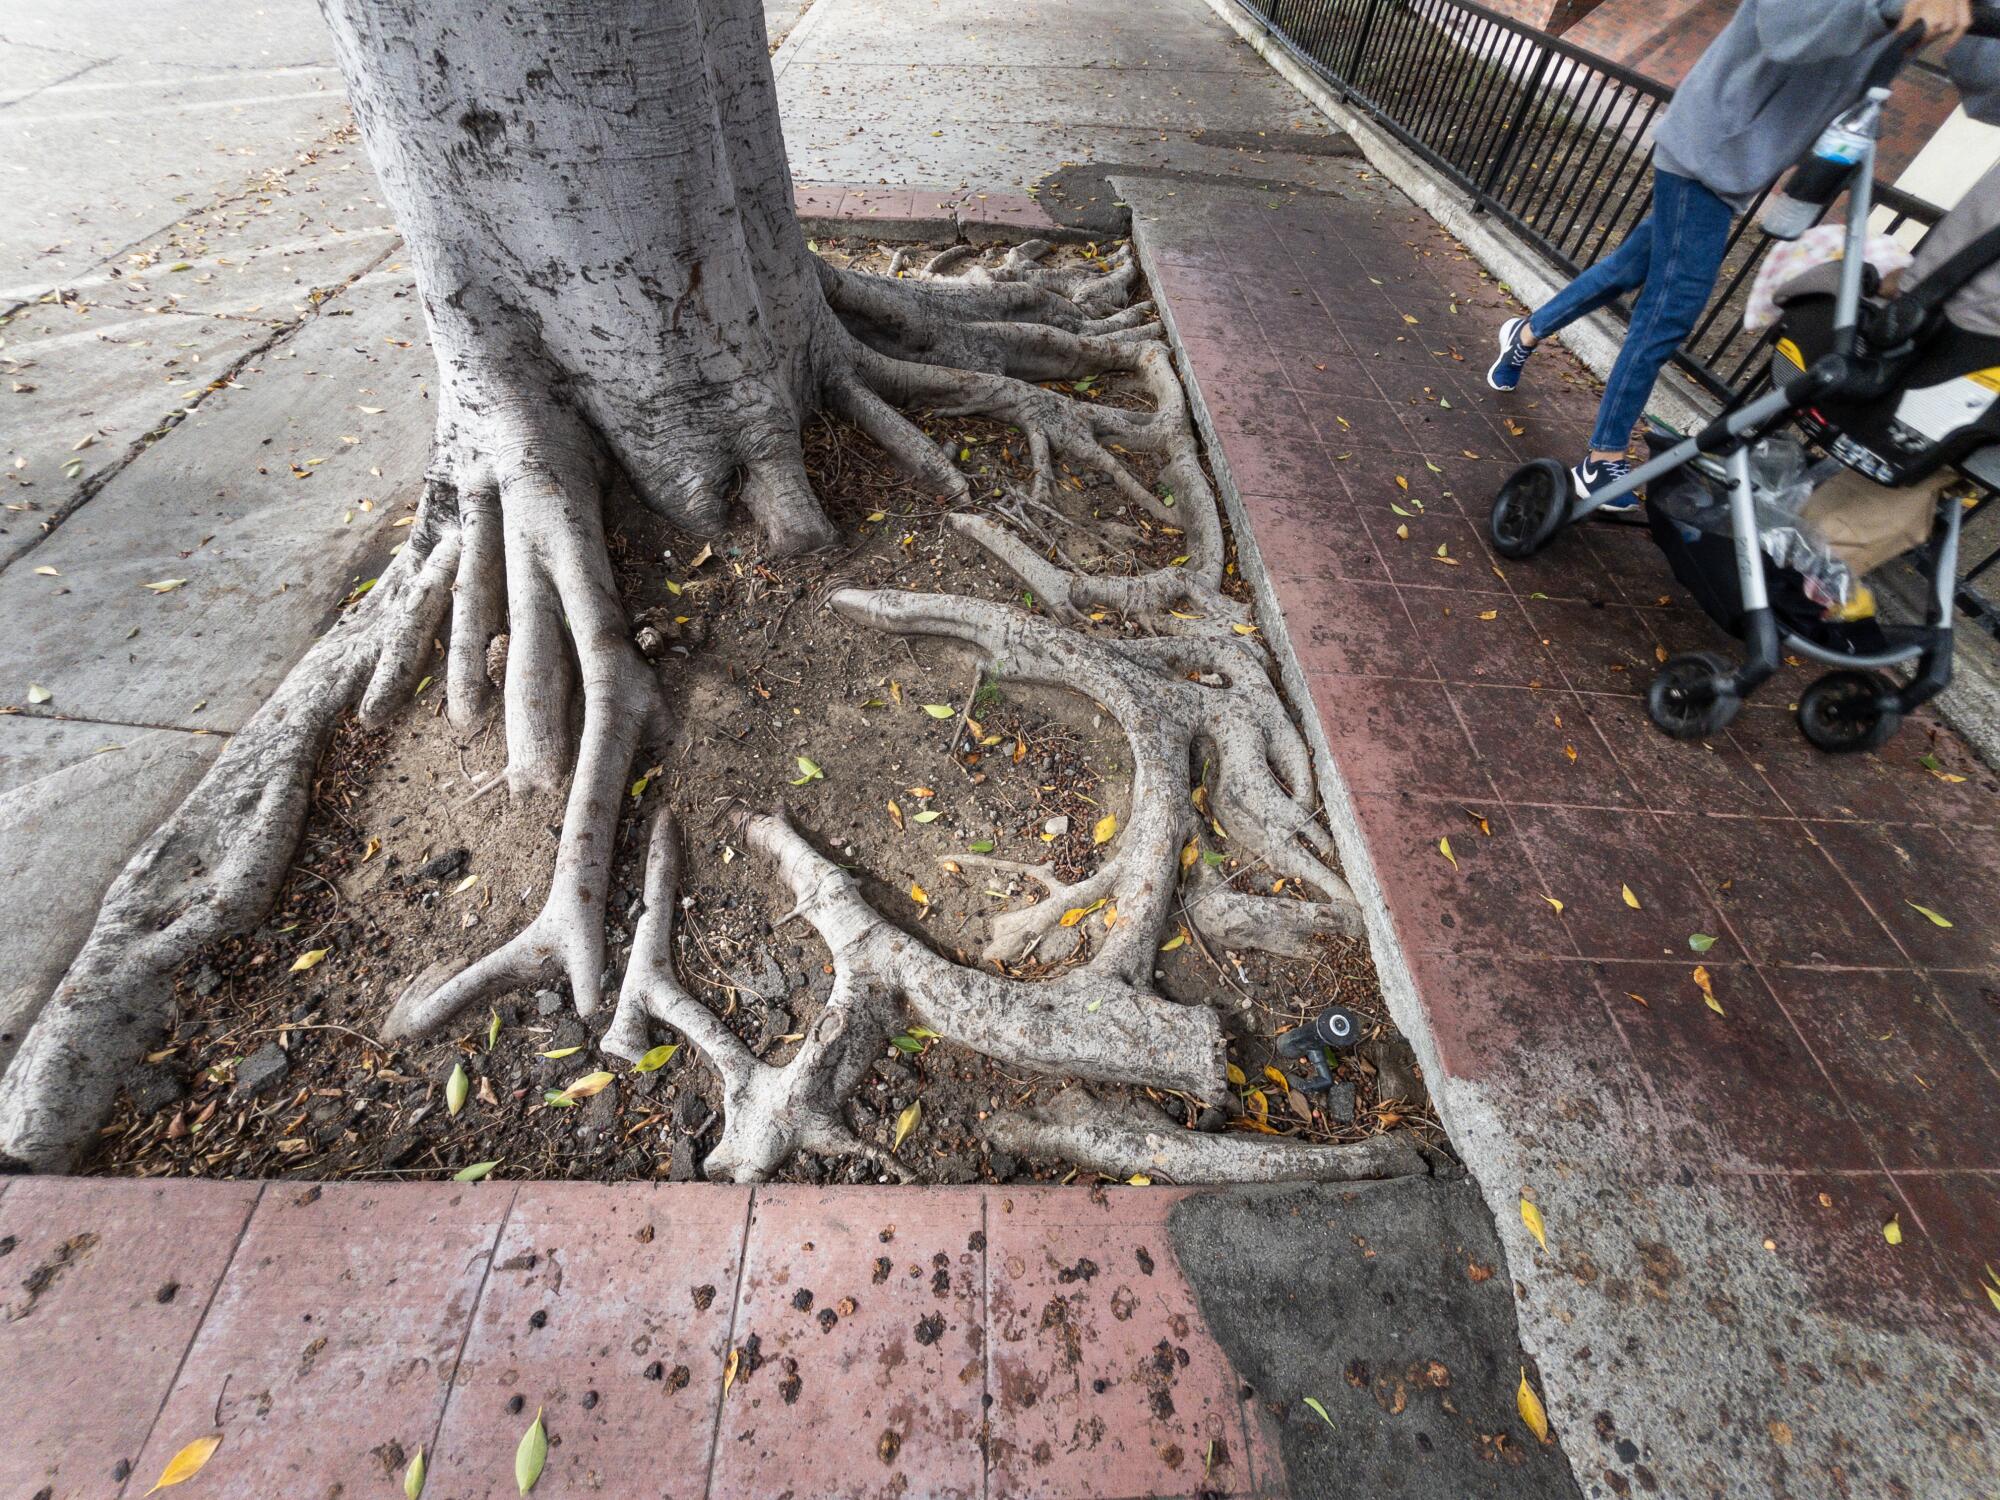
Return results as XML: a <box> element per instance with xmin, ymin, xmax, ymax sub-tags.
<box><xmin>1760</xmin><ymin>108</ymin><xmax>1875</xmax><ymax>241</ymax></box>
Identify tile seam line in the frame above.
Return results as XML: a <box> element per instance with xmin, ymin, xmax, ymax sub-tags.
<box><xmin>700</xmin><ymin>1185</ymin><xmax>757</xmax><ymax>1500</ymax></box>
<box><xmin>421</xmin><ymin>1181</ymin><xmax>522</xmax><ymax>1472</ymax></box>
<box><xmin>2</xmin><ymin>713</ymin><xmax>240</xmax><ymax>739</ymax></box>
<box><xmin>0</xmin><ymin>234</ymin><xmax>405</xmax><ymax>569</ymax></box>
<box><xmin>112</xmin><ymin>1178</ymin><xmax>268</xmax><ymax>1500</ymax></box>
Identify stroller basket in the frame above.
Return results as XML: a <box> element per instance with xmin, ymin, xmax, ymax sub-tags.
<box><xmin>1639</xmin><ymin>434</ymin><xmax>1893</xmax><ymax>659</ymax></box>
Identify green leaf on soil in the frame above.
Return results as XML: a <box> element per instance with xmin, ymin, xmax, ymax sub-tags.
<box><xmin>454</xmin><ymin>1160</ymin><xmax>498</xmax><ymax>1182</ymax></box>
<box><xmin>1201</xmin><ymin>850</ymin><xmax>1227</xmax><ymax>867</ymax></box>
<box><xmin>487</xmin><ymin>1009</ymin><xmax>501</xmax><ymax>1051</ymax></box>
<box><xmin>891</xmin><ymin>1034</ymin><xmax>925</xmax><ymax>1053</ymax></box>
<box><xmin>633</xmin><ymin>1043</ymin><xmax>678</xmax><ymax>1073</ymax></box>
<box><xmin>921</xmin><ymin>704</ymin><xmax>955</xmax><ymax>719</ymax></box>
<box><xmin>540</xmin><ymin>1046</ymin><xmax>582</xmax><ymax>1059</ymax></box>
<box><xmin>968</xmin><ymin>839</ymin><xmax>995</xmax><ymax>852</ymax></box>
<box><xmin>911</xmin><ymin>809</ymin><xmax>942</xmax><ymax>823</ymax></box>
<box><xmin>789</xmin><ymin>755</ymin><xmax>824</xmax><ymax>785</ymax></box>
<box><xmin>1688</xmin><ymin>933</ymin><xmax>1717</xmax><ymax>952</ymax></box>
<box><xmin>516</xmin><ymin>1409</ymin><xmax>547</xmax><ymax>1494</ymax></box>
<box><xmin>1303</xmin><ymin>1396</ymin><xmax>1335</xmax><ymax>1429</ymax></box>
<box><xmin>446</xmin><ymin>1062</ymin><xmax>468</xmax><ymax>1116</ymax></box>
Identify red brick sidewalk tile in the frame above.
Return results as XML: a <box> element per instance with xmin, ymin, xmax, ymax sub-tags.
<box><xmin>423</xmin><ymin>1183</ymin><xmax>752</xmax><ymax>1499</ymax></box>
<box><xmin>984</xmin><ymin>1188</ymin><xmax>1279</xmax><ymax>1499</ymax></box>
<box><xmin>709</xmin><ymin>1187</ymin><xmax>987</xmax><ymax>1500</ymax></box>
<box><xmin>1765</xmin><ymin>967</ymin><xmax>2000</xmax><ymax>1173</ymax></box>
<box><xmin>0</xmin><ymin>1178</ymin><xmax>259</xmax><ymax>1500</ymax></box>
<box><xmin>122</xmin><ymin>1181</ymin><xmax>514</xmax><ymax>1499</ymax></box>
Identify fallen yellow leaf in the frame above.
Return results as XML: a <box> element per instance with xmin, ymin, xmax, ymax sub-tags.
<box><xmin>1621</xmin><ymin>883</ymin><xmax>1640</xmax><ymax>910</ymax></box>
<box><xmin>1093</xmin><ymin>813</ymin><xmax>1117</xmax><ymax>845</ymax></box>
<box><xmin>1883</xmin><ymin>1214</ymin><xmax>1903</xmax><ymax>1246</ymax></box>
<box><xmin>894</xmin><ymin>1098</ymin><xmax>921</xmax><ymax>1151</ymax></box>
<box><xmin>910</xmin><ymin>880</ymin><xmax>929</xmax><ymax>906</ymax></box>
<box><xmin>290</xmin><ymin>948</ymin><xmax>330</xmax><ymax>973</ymax></box>
<box><xmin>1517</xmin><ymin>1369</ymin><xmax>1550</xmax><ymax>1444</ymax></box>
<box><xmin>1541</xmin><ymin>894</ymin><xmax>1564</xmax><ymax>914</ymax></box>
<box><xmin>147</xmin><ymin>1434</ymin><xmax>222</xmax><ymax>1493</ymax></box>
<box><xmin>1693</xmin><ymin>965</ymin><xmax>1723</xmax><ymax>1015</ymax></box>
<box><xmin>1521</xmin><ymin>1197</ymin><xmax>1547</xmax><ymax>1250</ymax></box>
<box><xmin>1438</xmin><ymin>836</ymin><xmax>1457</xmax><ymax>870</ymax></box>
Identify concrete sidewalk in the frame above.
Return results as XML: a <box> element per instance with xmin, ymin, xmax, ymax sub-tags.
<box><xmin>1122</xmin><ymin>170</ymin><xmax>2000</xmax><ymax>1499</ymax></box>
<box><xmin>0</xmin><ymin>1173</ymin><xmax>1569</xmax><ymax>1499</ymax></box>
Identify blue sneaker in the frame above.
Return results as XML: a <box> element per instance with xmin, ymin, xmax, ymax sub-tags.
<box><xmin>1486</xmin><ymin>316</ymin><xmax>1536</xmax><ymax>392</ymax></box>
<box><xmin>1572</xmin><ymin>455</ymin><xmax>1640</xmax><ymax>514</ymax></box>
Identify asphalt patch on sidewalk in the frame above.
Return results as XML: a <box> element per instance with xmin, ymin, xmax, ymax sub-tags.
<box><xmin>1170</xmin><ymin>1176</ymin><xmax>1581</xmax><ymax>1499</ymax></box>
<box><xmin>1038</xmin><ymin>129</ymin><xmax>1360</xmax><ymax>236</ymax></box>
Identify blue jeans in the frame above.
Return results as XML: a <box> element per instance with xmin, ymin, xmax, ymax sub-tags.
<box><xmin>1527</xmin><ymin>168</ymin><xmax>1734</xmax><ymax>453</ymax></box>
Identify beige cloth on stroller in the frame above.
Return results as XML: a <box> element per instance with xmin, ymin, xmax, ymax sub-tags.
<box><xmin>1781</xmin><ymin>159</ymin><xmax>2000</xmax><ymax>575</ymax></box>
<box><xmin>1798</xmin><ymin>467</ymin><xmax>1938</xmax><ymax>574</ymax></box>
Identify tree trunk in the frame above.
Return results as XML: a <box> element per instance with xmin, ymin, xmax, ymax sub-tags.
<box><xmin>322</xmin><ymin>0</ymin><xmax>841</xmax><ymax>554</ymax></box>
<box><xmin>0</xmin><ymin>0</ymin><xmax>1359</xmax><ymax>1179</ymax></box>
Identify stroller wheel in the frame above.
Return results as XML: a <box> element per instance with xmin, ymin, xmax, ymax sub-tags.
<box><xmin>1798</xmin><ymin>669</ymin><xmax>1901</xmax><ymax>753</ymax></box>
<box><xmin>1489</xmin><ymin>459</ymin><xmax>1569</xmax><ymax>559</ymax></box>
<box><xmin>1647</xmin><ymin>652</ymin><xmax>1740</xmax><ymax>739</ymax></box>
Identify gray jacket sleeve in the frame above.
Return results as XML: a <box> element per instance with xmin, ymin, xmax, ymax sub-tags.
<box><xmin>1945</xmin><ymin>37</ymin><xmax>2000</xmax><ymax>124</ymax></box>
<box><xmin>1751</xmin><ymin>0</ymin><xmax>1896</xmax><ymax>63</ymax></box>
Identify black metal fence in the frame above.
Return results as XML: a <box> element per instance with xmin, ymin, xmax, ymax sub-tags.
<box><xmin>1231</xmin><ymin>0</ymin><xmax>1946</xmax><ymax>395</ymax></box>
<box><xmin>1229</xmin><ymin>0</ymin><xmax>2000</xmax><ymax>635</ymax></box>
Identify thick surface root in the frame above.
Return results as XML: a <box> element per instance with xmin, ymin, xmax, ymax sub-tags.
<box><xmin>0</xmin><ymin>474</ymin><xmax>488</xmax><ymax>1170</ymax></box>
<box><xmin>987</xmin><ymin>1091</ymin><xmax>1426</xmax><ymax>1185</ymax></box>
<box><xmin>829</xmin><ymin>588</ymin><xmax>1358</xmax><ymax>970</ymax></box>
<box><xmin>1</xmin><ymin>232</ymin><xmax>1370</xmax><ymax>1186</ymax></box>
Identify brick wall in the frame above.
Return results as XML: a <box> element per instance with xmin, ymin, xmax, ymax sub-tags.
<box><xmin>1557</xmin><ymin>0</ymin><xmax>1953</xmax><ymax>181</ymax></box>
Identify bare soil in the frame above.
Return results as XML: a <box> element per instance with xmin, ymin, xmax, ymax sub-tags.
<box><xmin>86</xmin><ymin>240</ymin><xmax>1435</xmax><ymax>1187</ymax></box>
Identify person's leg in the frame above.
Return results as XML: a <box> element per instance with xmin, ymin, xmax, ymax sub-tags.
<box><xmin>1585</xmin><ymin>171</ymin><xmax>1734</xmax><ymax>458</ymax></box>
<box><xmin>1523</xmin><ymin>216</ymin><xmax>1655</xmax><ymax>344</ymax></box>
<box><xmin>1488</xmin><ymin>215</ymin><xmax>1653</xmax><ymax>390</ymax></box>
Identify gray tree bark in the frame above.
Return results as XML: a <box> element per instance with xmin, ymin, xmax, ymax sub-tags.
<box><xmin>324</xmin><ymin>0</ymin><xmax>842</xmax><ymax>557</ymax></box>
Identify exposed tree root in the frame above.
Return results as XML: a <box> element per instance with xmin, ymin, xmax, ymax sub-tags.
<box><xmin>886</xmin><ymin>240</ymin><xmax>1142</xmax><ymax>319</ymax></box>
<box><xmin>828</xmin><ymin>588</ymin><xmax>1357</xmax><ymax>970</ymax></box>
<box><xmin>0</xmin><ymin>234</ymin><xmax>1367</xmax><ymax>1185</ymax></box>
<box><xmin>0</xmin><ymin>473</ymin><xmax>491</xmax><ymax>1170</ymax></box>
<box><xmin>986</xmin><ymin>1090</ymin><xmax>1426</xmax><ymax>1185</ymax></box>
<box><xmin>604</xmin><ymin>808</ymin><xmax>1225</xmax><ymax>1182</ymax></box>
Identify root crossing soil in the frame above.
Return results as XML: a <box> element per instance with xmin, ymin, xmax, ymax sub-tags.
<box><xmin>84</xmin><ymin>242</ymin><xmax>1437</xmax><ymax>1188</ymax></box>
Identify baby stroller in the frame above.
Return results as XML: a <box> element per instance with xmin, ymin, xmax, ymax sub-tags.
<box><xmin>1486</xmin><ymin>11</ymin><xmax>2000</xmax><ymax>752</ymax></box>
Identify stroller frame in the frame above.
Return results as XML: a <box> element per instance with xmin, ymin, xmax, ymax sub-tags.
<box><xmin>1485</xmin><ymin>37</ymin><xmax>1983</xmax><ymax>752</ymax></box>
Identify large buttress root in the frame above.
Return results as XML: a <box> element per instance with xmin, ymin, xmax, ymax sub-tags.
<box><xmin>987</xmin><ymin>1090</ymin><xmax>1427</xmax><ymax>1185</ymax></box>
<box><xmin>0</xmin><ymin>477</ymin><xmax>486</xmax><ymax>1171</ymax></box>
<box><xmin>384</xmin><ymin>478</ymin><xmax>662</xmax><ymax>1040</ymax></box>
